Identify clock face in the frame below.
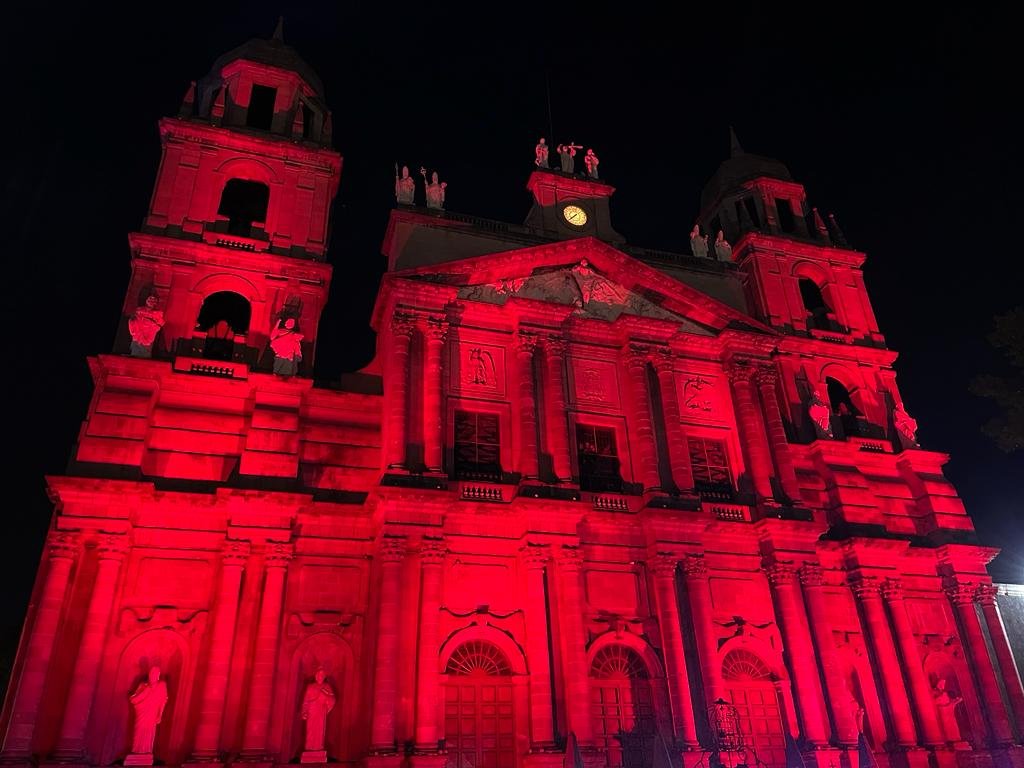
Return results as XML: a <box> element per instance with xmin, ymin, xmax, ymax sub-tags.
<box><xmin>562</xmin><ymin>204</ymin><xmax>588</xmax><ymax>227</ymax></box>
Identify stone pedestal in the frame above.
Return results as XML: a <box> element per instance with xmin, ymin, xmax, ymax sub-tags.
<box><xmin>409</xmin><ymin>753</ymin><xmax>448</xmax><ymax>768</ymax></box>
<box><xmin>523</xmin><ymin>749</ymin><xmax>564</xmax><ymax>768</ymax></box>
<box><xmin>124</xmin><ymin>754</ymin><xmax>154</xmax><ymax>767</ymax></box>
<box><xmin>364</xmin><ymin>753</ymin><xmax>404</xmax><ymax>768</ymax></box>
<box><xmin>300</xmin><ymin>750</ymin><xmax>328</xmax><ymax>764</ymax></box>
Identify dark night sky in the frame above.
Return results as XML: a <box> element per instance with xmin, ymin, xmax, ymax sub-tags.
<box><xmin>4</xmin><ymin>3</ymin><xmax>1022</xmax><ymax>676</ymax></box>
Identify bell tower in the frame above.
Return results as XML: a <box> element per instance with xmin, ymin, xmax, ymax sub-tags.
<box><xmin>119</xmin><ymin>21</ymin><xmax>342</xmax><ymax>376</ymax></box>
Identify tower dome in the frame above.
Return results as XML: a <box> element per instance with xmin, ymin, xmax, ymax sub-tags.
<box><xmin>700</xmin><ymin>128</ymin><xmax>793</xmax><ymax>211</ymax></box>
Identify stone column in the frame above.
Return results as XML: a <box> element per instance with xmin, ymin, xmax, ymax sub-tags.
<box><xmin>725</xmin><ymin>361</ymin><xmax>774</xmax><ymax>501</ymax></box>
<box><xmin>650</xmin><ymin>554</ymin><xmax>699</xmax><ymax>747</ymax></box>
<box><xmin>555</xmin><ymin>546</ymin><xmax>593</xmax><ymax>742</ymax></box>
<box><xmin>798</xmin><ymin>564</ymin><xmax>858</xmax><ymax>745</ymax></box>
<box><xmin>850</xmin><ymin>575</ymin><xmax>917</xmax><ymax>747</ymax></box>
<box><xmin>1</xmin><ymin>531</ymin><xmax>79</xmax><ymax>759</ymax></box>
<box><xmin>370</xmin><ymin>537</ymin><xmax>408</xmax><ymax>752</ymax></box>
<box><xmin>189</xmin><ymin>540</ymin><xmax>251</xmax><ymax>759</ymax></box>
<box><xmin>976</xmin><ymin>584</ymin><xmax>1024</xmax><ymax>738</ymax></box>
<box><xmin>52</xmin><ymin>535</ymin><xmax>128</xmax><ymax>758</ymax></box>
<box><xmin>765</xmin><ymin>563</ymin><xmax>829</xmax><ymax>746</ymax></box>
<box><xmin>755</xmin><ymin>367</ymin><xmax>801</xmax><ymax>504</ymax></box>
<box><xmin>880</xmin><ymin>579</ymin><xmax>945</xmax><ymax>746</ymax></box>
<box><xmin>241</xmin><ymin>542</ymin><xmax>293</xmax><ymax>756</ymax></box>
<box><xmin>652</xmin><ymin>352</ymin><xmax>694</xmax><ymax>492</ymax></box>
<box><xmin>946</xmin><ymin>579</ymin><xmax>1015</xmax><ymax>746</ymax></box>
<box><xmin>414</xmin><ymin>539</ymin><xmax>447</xmax><ymax>750</ymax></box>
<box><xmin>516</xmin><ymin>332</ymin><xmax>540</xmax><ymax>480</ymax></box>
<box><xmin>423</xmin><ymin>317</ymin><xmax>448</xmax><ymax>473</ymax></box>
<box><xmin>385</xmin><ymin>315</ymin><xmax>415</xmax><ymax>469</ymax></box>
<box><xmin>624</xmin><ymin>344</ymin><xmax>661</xmax><ymax>492</ymax></box>
<box><xmin>681</xmin><ymin>555</ymin><xmax>725</xmax><ymax>709</ymax></box>
<box><xmin>521</xmin><ymin>544</ymin><xmax>556</xmax><ymax>747</ymax></box>
<box><xmin>543</xmin><ymin>339</ymin><xmax>572</xmax><ymax>482</ymax></box>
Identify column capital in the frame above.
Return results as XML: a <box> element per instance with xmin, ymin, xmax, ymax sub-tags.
<box><xmin>95</xmin><ymin>533</ymin><xmax>130</xmax><ymax>561</ymax></box>
<box><xmin>391</xmin><ymin>313</ymin><xmax>417</xmax><ymax>338</ymax></box>
<box><xmin>944</xmin><ymin>577</ymin><xmax>979</xmax><ymax>606</ymax></box>
<box><xmin>650</xmin><ymin>348</ymin><xmax>676</xmax><ymax>373</ymax></box>
<box><xmin>424</xmin><ymin>315</ymin><xmax>449</xmax><ymax>341</ymax></box>
<box><xmin>680</xmin><ymin>553</ymin><xmax>708</xmax><ymax>580</ymax></box>
<box><xmin>725</xmin><ymin>360</ymin><xmax>758</xmax><ymax>385</ymax></box>
<box><xmin>754</xmin><ymin>365</ymin><xmax>780</xmax><ymax>387</ymax></box>
<box><xmin>519</xmin><ymin>543</ymin><xmax>551</xmax><ymax>569</ymax></box>
<box><xmin>975</xmin><ymin>583</ymin><xmax>999</xmax><ymax>606</ymax></box>
<box><xmin>516</xmin><ymin>330</ymin><xmax>539</xmax><ymax>354</ymax></box>
<box><xmin>47</xmin><ymin>530</ymin><xmax>80</xmax><ymax>560</ymax></box>
<box><xmin>764</xmin><ymin>562</ymin><xmax>797</xmax><ymax>586</ymax></box>
<box><xmin>881</xmin><ymin>577</ymin><xmax>904</xmax><ymax>602</ymax></box>
<box><xmin>649</xmin><ymin>553</ymin><xmax>680</xmax><ymax>578</ymax></box>
<box><xmin>222</xmin><ymin>539</ymin><xmax>251</xmax><ymax>567</ymax></box>
<box><xmin>848</xmin><ymin>574</ymin><xmax>882</xmax><ymax>600</ymax></box>
<box><xmin>264</xmin><ymin>542</ymin><xmax>294</xmax><ymax>568</ymax></box>
<box><xmin>419</xmin><ymin>537</ymin><xmax>447</xmax><ymax>565</ymax></box>
<box><xmin>798</xmin><ymin>562</ymin><xmax>824</xmax><ymax>587</ymax></box>
<box><xmin>555</xmin><ymin>545</ymin><xmax>584</xmax><ymax>572</ymax></box>
<box><xmin>624</xmin><ymin>342</ymin><xmax>651</xmax><ymax>368</ymax></box>
<box><xmin>544</xmin><ymin>336</ymin><xmax>568</xmax><ymax>356</ymax></box>
<box><xmin>378</xmin><ymin>535</ymin><xmax>408</xmax><ymax>563</ymax></box>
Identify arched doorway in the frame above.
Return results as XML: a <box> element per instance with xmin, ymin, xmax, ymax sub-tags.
<box><xmin>590</xmin><ymin>645</ymin><xmax>656</xmax><ymax>768</ymax></box>
<box><xmin>444</xmin><ymin>640</ymin><xmax>516</xmax><ymax>768</ymax></box>
<box><xmin>722</xmin><ymin>649</ymin><xmax>786</xmax><ymax>768</ymax></box>
<box><xmin>195</xmin><ymin>291</ymin><xmax>251</xmax><ymax>360</ymax></box>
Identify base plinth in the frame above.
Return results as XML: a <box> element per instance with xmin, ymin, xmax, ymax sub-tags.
<box><xmin>301</xmin><ymin>750</ymin><xmax>328</xmax><ymax>764</ymax></box>
<box><xmin>524</xmin><ymin>749</ymin><xmax>565</xmax><ymax>768</ymax></box>
<box><xmin>803</xmin><ymin>748</ymin><xmax>842</xmax><ymax>768</ymax></box>
<box><xmin>365</xmin><ymin>754</ymin><xmax>404</xmax><ymax>768</ymax></box>
<box><xmin>409</xmin><ymin>753</ymin><xmax>448</xmax><ymax>768</ymax></box>
<box><xmin>124</xmin><ymin>754</ymin><xmax>154</xmax><ymax>767</ymax></box>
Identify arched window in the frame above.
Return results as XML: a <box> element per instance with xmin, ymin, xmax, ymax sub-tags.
<box><xmin>721</xmin><ymin>650</ymin><xmax>786</xmax><ymax>768</ymax></box>
<box><xmin>590</xmin><ymin>646</ymin><xmax>655</xmax><ymax>768</ymax></box>
<box><xmin>196</xmin><ymin>291</ymin><xmax>251</xmax><ymax>361</ymax></box>
<box><xmin>217</xmin><ymin>179</ymin><xmax>270</xmax><ymax>237</ymax></box>
<box><xmin>799</xmin><ymin>278</ymin><xmax>837</xmax><ymax>331</ymax></box>
<box><xmin>826</xmin><ymin>377</ymin><xmax>864</xmax><ymax>438</ymax></box>
<box><xmin>444</xmin><ymin>641</ymin><xmax>515</xmax><ymax>768</ymax></box>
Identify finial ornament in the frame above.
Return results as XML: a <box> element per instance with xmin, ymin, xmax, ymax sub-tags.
<box><xmin>729</xmin><ymin>126</ymin><xmax>744</xmax><ymax>157</ymax></box>
<box><xmin>272</xmin><ymin>16</ymin><xmax>285</xmax><ymax>42</ymax></box>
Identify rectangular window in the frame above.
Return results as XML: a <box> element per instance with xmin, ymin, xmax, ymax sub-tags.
<box><xmin>688</xmin><ymin>437</ymin><xmax>733</xmax><ymax>496</ymax></box>
<box><xmin>454</xmin><ymin>410</ymin><xmax>501</xmax><ymax>481</ymax></box>
<box><xmin>576</xmin><ymin>424</ymin><xmax>622</xmax><ymax>492</ymax></box>
<box><xmin>246</xmin><ymin>84</ymin><xmax>277</xmax><ymax>130</ymax></box>
<box><xmin>775</xmin><ymin>198</ymin><xmax>795</xmax><ymax>233</ymax></box>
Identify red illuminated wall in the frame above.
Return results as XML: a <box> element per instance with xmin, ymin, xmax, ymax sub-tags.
<box><xmin>2</xmin><ymin>30</ymin><xmax>1023</xmax><ymax>768</ymax></box>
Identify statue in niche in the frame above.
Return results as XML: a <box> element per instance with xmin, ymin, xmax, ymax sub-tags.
<box><xmin>933</xmin><ymin>678</ymin><xmax>965</xmax><ymax>743</ymax></box>
<box><xmin>300</xmin><ymin>667</ymin><xmax>336</xmax><ymax>762</ymax></box>
<box><xmin>126</xmin><ymin>666</ymin><xmax>169</xmax><ymax>765</ymax></box>
<box><xmin>270</xmin><ymin>317</ymin><xmax>304</xmax><ymax>376</ymax></box>
<box><xmin>808</xmin><ymin>389</ymin><xmax>834</xmax><ymax>438</ymax></box>
<box><xmin>714</xmin><ymin>230</ymin><xmax>733</xmax><ymax>262</ymax></box>
<box><xmin>893</xmin><ymin>401</ymin><xmax>919</xmax><ymax>447</ymax></box>
<box><xmin>394</xmin><ymin>164</ymin><xmax>416</xmax><ymax>204</ymax></box>
<box><xmin>421</xmin><ymin>167</ymin><xmax>447</xmax><ymax>210</ymax></box>
<box><xmin>690</xmin><ymin>225</ymin><xmax>709</xmax><ymax>259</ymax></box>
<box><xmin>557</xmin><ymin>142</ymin><xmax>582</xmax><ymax>173</ymax></box>
<box><xmin>584</xmin><ymin>148</ymin><xmax>599</xmax><ymax>179</ymax></box>
<box><xmin>534</xmin><ymin>137</ymin><xmax>550</xmax><ymax>168</ymax></box>
<box><xmin>128</xmin><ymin>293</ymin><xmax>165</xmax><ymax>358</ymax></box>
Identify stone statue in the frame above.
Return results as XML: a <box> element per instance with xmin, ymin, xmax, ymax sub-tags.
<box><xmin>300</xmin><ymin>668</ymin><xmax>336</xmax><ymax>762</ymax></box>
<box><xmin>714</xmin><ymin>230</ymin><xmax>733</xmax><ymax>262</ymax></box>
<box><xmin>690</xmin><ymin>225</ymin><xmax>709</xmax><ymax>259</ymax></box>
<box><xmin>558</xmin><ymin>142</ymin><xmax>582</xmax><ymax>174</ymax></box>
<box><xmin>534</xmin><ymin>138</ymin><xmax>549</xmax><ymax>168</ymax></box>
<box><xmin>126</xmin><ymin>666</ymin><xmax>169</xmax><ymax>765</ymax></box>
<box><xmin>421</xmin><ymin>167</ymin><xmax>447</xmax><ymax>210</ymax></box>
<box><xmin>128</xmin><ymin>293</ymin><xmax>165</xmax><ymax>358</ymax></box>
<box><xmin>394</xmin><ymin>164</ymin><xmax>415</xmax><ymax>205</ymax></box>
<box><xmin>893</xmin><ymin>401</ymin><xmax>919</xmax><ymax>447</ymax></box>
<box><xmin>584</xmin><ymin>148</ymin><xmax>599</xmax><ymax>179</ymax></box>
<box><xmin>270</xmin><ymin>317</ymin><xmax>304</xmax><ymax>376</ymax></box>
<box><xmin>933</xmin><ymin>678</ymin><xmax>964</xmax><ymax>742</ymax></box>
<box><xmin>809</xmin><ymin>389</ymin><xmax>833</xmax><ymax>438</ymax></box>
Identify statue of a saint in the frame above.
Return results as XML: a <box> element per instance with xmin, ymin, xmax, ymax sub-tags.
<box><xmin>809</xmin><ymin>389</ymin><xmax>833</xmax><ymax>438</ymax></box>
<box><xmin>690</xmin><ymin>225</ymin><xmax>709</xmax><ymax>259</ymax></box>
<box><xmin>126</xmin><ymin>666</ymin><xmax>169</xmax><ymax>765</ymax></box>
<box><xmin>933</xmin><ymin>678</ymin><xmax>964</xmax><ymax>742</ymax></box>
<box><xmin>893</xmin><ymin>401</ymin><xmax>919</xmax><ymax>447</ymax></box>
<box><xmin>558</xmin><ymin>142</ymin><xmax>582</xmax><ymax>174</ymax></box>
<box><xmin>421</xmin><ymin>167</ymin><xmax>447</xmax><ymax>210</ymax></box>
<box><xmin>534</xmin><ymin>138</ymin><xmax>549</xmax><ymax>168</ymax></box>
<box><xmin>270</xmin><ymin>317</ymin><xmax>304</xmax><ymax>376</ymax></box>
<box><xmin>714</xmin><ymin>230</ymin><xmax>733</xmax><ymax>262</ymax></box>
<box><xmin>128</xmin><ymin>294</ymin><xmax>165</xmax><ymax>358</ymax></box>
<box><xmin>394</xmin><ymin>164</ymin><xmax>416</xmax><ymax>205</ymax></box>
<box><xmin>300</xmin><ymin>668</ymin><xmax>336</xmax><ymax>762</ymax></box>
<box><xmin>584</xmin><ymin>148</ymin><xmax>599</xmax><ymax>179</ymax></box>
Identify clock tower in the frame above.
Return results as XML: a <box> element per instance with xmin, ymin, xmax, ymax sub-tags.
<box><xmin>524</xmin><ymin>169</ymin><xmax>624</xmax><ymax>243</ymax></box>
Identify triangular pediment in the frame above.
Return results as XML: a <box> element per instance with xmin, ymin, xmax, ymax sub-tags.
<box><xmin>390</xmin><ymin>237</ymin><xmax>774</xmax><ymax>338</ymax></box>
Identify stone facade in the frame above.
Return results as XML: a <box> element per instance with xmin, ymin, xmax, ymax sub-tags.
<box><xmin>2</xmin><ymin>30</ymin><xmax>1023</xmax><ymax>768</ymax></box>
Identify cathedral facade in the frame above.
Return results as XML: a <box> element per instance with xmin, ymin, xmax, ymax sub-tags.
<box><xmin>3</xmin><ymin>30</ymin><xmax>1024</xmax><ymax>768</ymax></box>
